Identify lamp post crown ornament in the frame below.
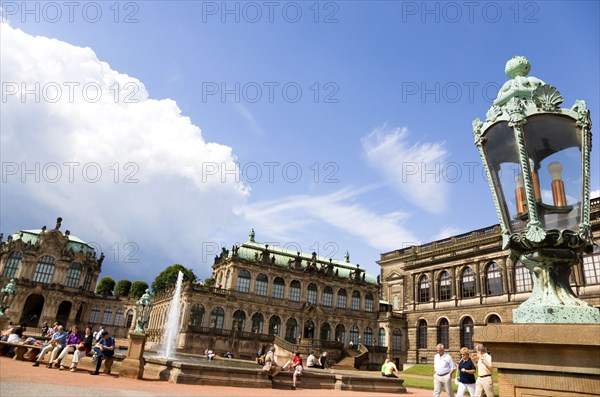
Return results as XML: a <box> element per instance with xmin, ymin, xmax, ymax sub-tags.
<box><xmin>472</xmin><ymin>56</ymin><xmax>598</xmax><ymax>324</ymax></box>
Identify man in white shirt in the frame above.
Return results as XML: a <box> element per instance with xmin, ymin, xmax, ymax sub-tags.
<box><xmin>433</xmin><ymin>343</ymin><xmax>455</xmax><ymax>397</ymax></box>
<box><xmin>474</xmin><ymin>344</ymin><xmax>494</xmax><ymax>397</ymax></box>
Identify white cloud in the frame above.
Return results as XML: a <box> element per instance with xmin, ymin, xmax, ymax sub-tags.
<box><xmin>431</xmin><ymin>226</ymin><xmax>462</xmax><ymax>241</ymax></box>
<box><xmin>0</xmin><ymin>23</ymin><xmax>249</xmax><ymax>278</ymax></box>
<box><xmin>361</xmin><ymin>126</ymin><xmax>449</xmax><ymax>214</ymax></box>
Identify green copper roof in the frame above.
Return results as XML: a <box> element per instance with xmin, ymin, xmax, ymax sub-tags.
<box><xmin>230</xmin><ymin>241</ymin><xmax>378</xmax><ymax>285</ymax></box>
<box><xmin>11</xmin><ymin>229</ymin><xmax>96</xmax><ymax>255</ymax></box>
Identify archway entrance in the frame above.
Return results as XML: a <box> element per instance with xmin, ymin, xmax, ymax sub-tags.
<box><xmin>303</xmin><ymin>320</ymin><xmax>315</xmax><ymax>339</ymax></box>
<box><xmin>74</xmin><ymin>304</ymin><xmax>84</xmax><ymax>324</ymax></box>
<box><xmin>56</xmin><ymin>301</ymin><xmax>72</xmax><ymax>326</ymax></box>
<box><xmin>19</xmin><ymin>294</ymin><xmax>45</xmax><ymax>328</ymax></box>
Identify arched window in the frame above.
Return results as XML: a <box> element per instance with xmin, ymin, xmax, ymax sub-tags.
<box><xmin>272</xmin><ymin>277</ymin><xmax>285</xmax><ymax>299</ymax></box>
<box><xmin>251</xmin><ymin>313</ymin><xmax>264</xmax><ymax>334</ymax></box>
<box><xmin>210</xmin><ymin>307</ymin><xmax>225</xmax><ymax>329</ymax></box>
<box><xmin>582</xmin><ymin>244</ymin><xmax>600</xmax><ymax>285</ymax></box>
<box><xmin>364</xmin><ymin>327</ymin><xmax>373</xmax><ymax>346</ymax></box>
<box><xmin>125</xmin><ymin>309</ymin><xmax>134</xmax><ymax>328</ymax></box>
<box><xmin>460</xmin><ymin>317</ymin><xmax>474</xmax><ymax>349</ymax></box>
<box><xmin>364</xmin><ymin>293</ymin><xmax>374</xmax><ymax>312</ymax></box>
<box><xmin>351</xmin><ymin>291</ymin><xmax>361</xmax><ymax>310</ymax></box>
<box><xmin>320</xmin><ymin>323</ymin><xmax>331</xmax><ymax>340</ymax></box>
<box><xmin>438</xmin><ymin>271</ymin><xmax>451</xmax><ymax>301</ymax></box>
<box><xmin>89</xmin><ymin>307</ymin><xmax>100</xmax><ymax>323</ymax></box>
<box><xmin>514</xmin><ymin>260</ymin><xmax>533</xmax><ymax>292</ymax></box>
<box><xmin>306</xmin><ymin>283</ymin><xmax>318</xmax><ymax>304</ymax></box>
<box><xmin>437</xmin><ymin>318</ymin><xmax>449</xmax><ymax>348</ymax></box>
<box><xmin>82</xmin><ymin>269</ymin><xmax>93</xmax><ymax>291</ymax></box>
<box><xmin>417</xmin><ymin>320</ymin><xmax>427</xmax><ymax>349</ymax></box>
<box><xmin>335</xmin><ymin>324</ymin><xmax>346</xmax><ymax>345</ymax></box>
<box><xmin>65</xmin><ymin>263</ymin><xmax>82</xmax><ymax>288</ymax></box>
<box><xmin>114</xmin><ymin>309</ymin><xmax>124</xmax><ymax>326</ymax></box>
<box><xmin>285</xmin><ymin>318</ymin><xmax>298</xmax><ymax>343</ymax></box>
<box><xmin>102</xmin><ymin>308</ymin><xmax>112</xmax><ymax>325</ymax></box>
<box><xmin>289</xmin><ymin>280</ymin><xmax>301</xmax><ymax>301</ymax></box>
<box><xmin>392</xmin><ymin>329</ymin><xmax>402</xmax><ymax>351</ymax></box>
<box><xmin>33</xmin><ymin>255</ymin><xmax>56</xmax><ymax>284</ymax></box>
<box><xmin>236</xmin><ymin>269</ymin><xmax>251</xmax><ymax>293</ymax></box>
<box><xmin>269</xmin><ymin>315</ymin><xmax>281</xmax><ymax>336</ymax></box>
<box><xmin>487</xmin><ymin>314</ymin><xmax>501</xmax><ymax>324</ymax></box>
<box><xmin>322</xmin><ymin>286</ymin><xmax>333</xmax><ymax>307</ymax></box>
<box><xmin>232</xmin><ymin>310</ymin><xmax>246</xmax><ymax>331</ymax></box>
<box><xmin>461</xmin><ymin>267</ymin><xmax>476</xmax><ymax>298</ymax></box>
<box><xmin>486</xmin><ymin>262</ymin><xmax>502</xmax><ymax>295</ymax></box>
<box><xmin>337</xmin><ymin>289</ymin><xmax>347</xmax><ymax>308</ymax></box>
<box><xmin>349</xmin><ymin>325</ymin><xmax>360</xmax><ymax>346</ymax></box>
<box><xmin>418</xmin><ymin>275</ymin><xmax>430</xmax><ymax>303</ymax></box>
<box><xmin>2</xmin><ymin>251</ymin><xmax>22</xmax><ymax>278</ymax></box>
<box><xmin>190</xmin><ymin>304</ymin><xmax>205</xmax><ymax>326</ymax></box>
<box><xmin>378</xmin><ymin>327</ymin><xmax>386</xmax><ymax>347</ymax></box>
<box><xmin>255</xmin><ymin>274</ymin><xmax>268</xmax><ymax>296</ymax></box>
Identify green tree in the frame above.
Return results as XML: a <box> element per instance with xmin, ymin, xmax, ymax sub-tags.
<box><xmin>114</xmin><ymin>279</ymin><xmax>132</xmax><ymax>297</ymax></box>
<box><xmin>95</xmin><ymin>276</ymin><xmax>115</xmax><ymax>296</ymax></box>
<box><xmin>152</xmin><ymin>264</ymin><xmax>196</xmax><ymax>294</ymax></box>
<box><xmin>203</xmin><ymin>277</ymin><xmax>215</xmax><ymax>288</ymax></box>
<box><xmin>129</xmin><ymin>281</ymin><xmax>149</xmax><ymax>298</ymax></box>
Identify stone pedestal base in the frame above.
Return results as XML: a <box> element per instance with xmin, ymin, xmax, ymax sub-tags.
<box><xmin>0</xmin><ymin>316</ymin><xmax>9</xmax><ymax>332</ymax></box>
<box><xmin>474</xmin><ymin>324</ymin><xmax>600</xmax><ymax>396</ymax></box>
<box><xmin>120</xmin><ymin>332</ymin><xmax>147</xmax><ymax>380</ymax></box>
<box><xmin>513</xmin><ymin>304</ymin><xmax>600</xmax><ymax>323</ymax></box>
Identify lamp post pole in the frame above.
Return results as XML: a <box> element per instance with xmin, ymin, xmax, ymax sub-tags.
<box><xmin>120</xmin><ymin>289</ymin><xmax>153</xmax><ymax>379</ymax></box>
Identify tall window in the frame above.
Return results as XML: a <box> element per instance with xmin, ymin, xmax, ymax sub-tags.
<box><xmin>582</xmin><ymin>245</ymin><xmax>600</xmax><ymax>285</ymax></box>
<box><xmin>486</xmin><ymin>262</ymin><xmax>502</xmax><ymax>295</ymax></box>
<box><xmin>236</xmin><ymin>269</ymin><xmax>251</xmax><ymax>293</ymax></box>
<box><xmin>461</xmin><ymin>267</ymin><xmax>475</xmax><ymax>298</ymax></box>
<box><xmin>418</xmin><ymin>275</ymin><xmax>430</xmax><ymax>303</ymax></box>
<box><xmin>320</xmin><ymin>323</ymin><xmax>331</xmax><ymax>340</ymax></box>
<box><xmin>285</xmin><ymin>318</ymin><xmax>298</xmax><ymax>342</ymax></box>
<box><xmin>65</xmin><ymin>263</ymin><xmax>82</xmax><ymax>288</ymax></box>
<box><xmin>365</xmin><ymin>293</ymin><xmax>374</xmax><ymax>311</ymax></box>
<box><xmin>251</xmin><ymin>313</ymin><xmax>264</xmax><ymax>334</ymax></box>
<box><xmin>351</xmin><ymin>291</ymin><xmax>361</xmax><ymax>310</ymax></box>
<box><xmin>269</xmin><ymin>316</ymin><xmax>281</xmax><ymax>336</ymax></box>
<box><xmin>272</xmin><ymin>277</ymin><xmax>285</xmax><ymax>299</ymax></box>
<box><xmin>33</xmin><ymin>255</ymin><xmax>56</xmax><ymax>284</ymax></box>
<box><xmin>126</xmin><ymin>309</ymin><xmax>134</xmax><ymax>328</ymax></box>
<box><xmin>364</xmin><ymin>327</ymin><xmax>373</xmax><ymax>346</ymax></box>
<box><xmin>114</xmin><ymin>309</ymin><xmax>124</xmax><ymax>326</ymax></box>
<box><xmin>392</xmin><ymin>329</ymin><xmax>402</xmax><ymax>351</ymax></box>
<box><xmin>210</xmin><ymin>307</ymin><xmax>225</xmax><ymax>329</ymax></box>
<box><xmin>460</xmin><ymin>317</ymin><xmax>474</xmax><ymax>349</ymax></box>
<box><xmin>82</xmin><ymin>269</ymin><xmax>93</xmax><ymax>291</ymax></box>
<box><xmin>438</xmin><ymin>271</ymin><xmax>451</xmax><ymax>301</ymax></box>
<box><xmin>225</xmin><ymin>270</ymin><xmax>230</xmax><ymax>289</ymax></box>
<box><xmin>335</xmin><ymin>324</ymin><xmax>346</xmax><ymax>345</ymax></box>
<box><xmin>89</xmin><ymin>307</ymin><xmax>100</xmax><ymax>323</ymax></box>
<box><xmin>378</xmin><ymin>327</ymin><xmax>386</xmax><ymax>347</ymax></box>
<box><xmin>337</xmin><ymin>289</ymin><xmax>347</xmax><ymax>308</ymax></box>
<box><xmin>232</xmin><ymin>310</ymin><xmax>246</xmax><ymax>331</ymax></box>
<box><xmin>2</xmin><ymin>251</ymin><xmax>22</xmax><ymax>278</ymax></box>
<box><xmin>289</xmin><ymin>280</ymin><xmax>301</xmax><ymax>301</ymax></box>
<box><xmin>307</xmin><ymin>283</ymin><xmax>318</xmax><ymax>304</ymax></box>
<box><xmin>349</xmin><ymin>325</ymin><xmax>360</xmax><ymax>345</ymax></box>
<box><xmin>417</xmin><ymin>320</ymin><xmax>427</xmax><ymax>349</ymax></box>
<box><xmin>102</xmin><ymin>309</ymin><xmax>112</xmax><ymax>325</ymax></box>
<box><xmin>514</xmin><ymin>260</ymin><xmax>533</xmax><ymax>292</ymax></box>
<box><xmin>190</xmin><ymin>304</ymin><xmax>205</xmax><ymax>326</ymax></box>
<box><xmin>255</xmin><ymin>274</ymin><xmax>268</xmax><ymax>296</ymax></box>
<box><xmin>322</xmin><ymin>286</ymin><xmax>333</xmax><ymax>307</ymax></box>
<box><xmin>437</xmin><ymin>318</ymin><xmax>449</xmax><ymax>348</ymax></box>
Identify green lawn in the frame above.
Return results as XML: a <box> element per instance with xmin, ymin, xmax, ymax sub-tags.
<box><xmin>400</xmin><ymin>364</ymin><xmax>499</xmax><ymax>396</ymax></box>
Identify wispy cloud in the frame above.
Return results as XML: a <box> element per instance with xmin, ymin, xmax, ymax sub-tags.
<box><xmin>431</xmin><ymin>226</ymin><xmax>462</xmax><ymax>241</ymax></box>
<box><xmin>361</xmin><ymin>126</ymin><xmax>449</xmax><ymax>214</ymax></box>
<box><xmin>235</xmin><ymin>104</ymin><xmax>265</xmax><ymax>136</ymax></box>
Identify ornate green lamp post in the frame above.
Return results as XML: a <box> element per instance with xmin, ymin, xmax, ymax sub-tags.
<box><xmin>121</xmin><ymin>289</ymin><xmax>153</xmax><ymax>379</ymax></box>
<box><xmin>134</xmin><ymin>289</ymin><xmax>153</xmax><ymax>333</ymax></box>
<box><xmin>473</xmin><ymin>56</ymin><xmax>599</xmax><ymax>323</ymax></box>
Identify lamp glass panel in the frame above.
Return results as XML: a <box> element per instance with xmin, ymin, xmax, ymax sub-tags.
<box><xmin>524</xmin><ymin>115</ymin><xmax>582</xmax><ymax>231</ymax></box>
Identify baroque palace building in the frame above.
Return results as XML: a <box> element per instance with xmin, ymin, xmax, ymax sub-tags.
<box><xmin>147</xmin><ymin>230</ymin><xmax>407</xmax><ymax>366</ymax></box>
<box><xmin>0</xmin><ymin>218</ymin><xmax>138</xmax><ymax>338</ymax></box>
<box><xmin>379</xmin><ymin>197</ymin><xmax>600</xmax><ymax>364</ymax></box>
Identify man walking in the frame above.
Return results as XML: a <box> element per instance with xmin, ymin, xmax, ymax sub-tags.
<box><xmin>433</xmin><ymin>343</ymin><xmax>455</xmax><ymax>397</ymax></box>
<box><xmin>474</xmin><ymin>344</ymin><xmax>494</xmax><ymax>397</ymax></box>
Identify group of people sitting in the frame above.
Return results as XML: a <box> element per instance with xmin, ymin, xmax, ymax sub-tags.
<box><xmin>261</xmin><ymin>347</ymin><xmax>329</xmax><ymax>390</ymax></box>
<box><xmin>1</xmin><ymin>321</ymin><xmax>115</xmax><ymax>375</ymax></box>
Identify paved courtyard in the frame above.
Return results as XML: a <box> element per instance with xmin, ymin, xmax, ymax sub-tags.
<box><xmin>0</xmin><ymin>358</ymin><xmax>434</xmax><ymax>397</ymax></box>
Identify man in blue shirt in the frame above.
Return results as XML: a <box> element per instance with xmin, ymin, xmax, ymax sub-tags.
<box><xmin>32</xmin><ymin>325</ymin><xmax>67</xmax><ymax>367</ymax></box>
<box><xmin>90</xmin><ymin>330</ymin><xmax>115</xmax><ymax>375</ymax></box>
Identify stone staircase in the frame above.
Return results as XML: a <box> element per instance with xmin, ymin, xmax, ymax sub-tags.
<box><xmin>332</xmin><ymin>348</ymin><xmax>362</xmax><ymax>370</ymax></box>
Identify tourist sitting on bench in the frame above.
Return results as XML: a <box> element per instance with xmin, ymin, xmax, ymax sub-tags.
<box><xmin>51</xmin><ymin>324</ymin><xmax>82</xmax><ymax>370</ymax></box>
<box><xmin>32</xmin><ymin>325</ymin><xmax>67</xmax><ymax>367</ymax></box>
<box><xmin>90</xmin><ymin>330</ymin><xmax>115</xmax><ymax>375</ymax></box>
<box><xmin>306</xmin><ymin>352</ymin><xmax>322</xmax><ymax>369</ymax></box>
<box><xmin>69</xmin><ymin>326</ymin><xmax>93</xmax><ymax>372</ymax></box>
<box><xmin>0</xmin><ymin>322</ymin><xmax>27</xmax><ymax>357</ymax></box>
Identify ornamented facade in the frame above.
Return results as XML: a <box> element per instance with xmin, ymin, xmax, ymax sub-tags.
<box><xmin>379</xmin><ymin>197</ymin><xmax>600</xmax><ymax>364</ymax></box>
<box><xmin>0</xmin><ymin>218</ymin><xmax>138</xmax><ymax>338</ymax></box>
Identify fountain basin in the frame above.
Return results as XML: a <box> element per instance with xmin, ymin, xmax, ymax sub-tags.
<box><xmin>144</xmin><ymin>356</ymin><xmax>407</xmax><ymax>393</ymax></box>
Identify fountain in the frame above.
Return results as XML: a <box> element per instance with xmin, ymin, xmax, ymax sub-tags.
<box><xmin>162</xmin><ymin>271</ymin><xmax>183</xmax><ymax>359</ymax></box>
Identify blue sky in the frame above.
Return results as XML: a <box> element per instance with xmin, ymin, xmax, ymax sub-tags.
<box><xmin>1</xmin><ymin>1</ymin><xmax>599</xmax><ymax>284</ymax></box>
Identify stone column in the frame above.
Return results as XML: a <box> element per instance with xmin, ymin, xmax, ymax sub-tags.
<box><xmin>120</xmin><ymin>332</ymin><xmax>148</xmax><ymax>379</ymax></box>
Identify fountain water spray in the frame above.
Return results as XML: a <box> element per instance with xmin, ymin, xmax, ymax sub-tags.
<box><xmin>162</xmin><ymin>270</ymin><xmax>183</xmax><ymax>358</ymax></box>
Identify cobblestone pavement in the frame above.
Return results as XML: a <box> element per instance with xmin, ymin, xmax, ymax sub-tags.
<box><xmin>0</xmin><ymin>357</ymin><xmax>434</xmax><ymax>397</ymax></box>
